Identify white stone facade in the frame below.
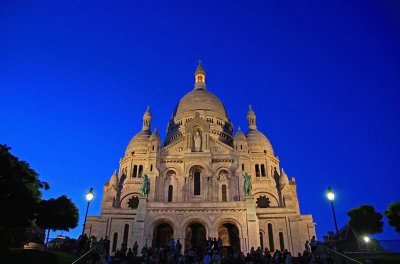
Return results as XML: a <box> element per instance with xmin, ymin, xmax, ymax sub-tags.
<box><xmin>85</xmin><ymin>63</ymin><xmax>316</xmax><ymax>256</ymax></box>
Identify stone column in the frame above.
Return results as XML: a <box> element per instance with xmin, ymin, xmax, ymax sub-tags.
<box><xmin>245</xmin><ymin>197</ymin><xmax>260</xmax><ymax>251</ymax></box>
<box><xmin>132</xmin><ymin>197</ymin><xmax>147</xmax><ymax>254</ymax></box>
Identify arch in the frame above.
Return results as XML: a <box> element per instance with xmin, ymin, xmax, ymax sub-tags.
<box><xmin>253</xmin><ymin>191</ymin><xmax>279</xmax><ymax>207</ymax></box>
<box><xmin>152</xmin><ymin>222</ymin><xmax>174</xmax><ymax>249</ymax></box>
<box><xmin>261</xmin><ymin>164</ymin><xmax>266</xmax><ymax>177</ymax></box>
<box><xmin>146</xmin><ymin>216</ymin><xmax>178</xmax><ymax>239</ymax></box>
<box><xmin>123</xmin><ymin>224</ymin><xmax>129</xmax><ymax>245</ymax></box>
<box><xmin>120</xmin><ymin>192</ymin><xmax>142</xmax><ymax>208</ymax></box>
<box><xmin>112</xmin><ymin>232</ymin><xmax>118</xmax><ymax>252</ymax></box>
<box><xmin>222</xmin><ymin>185</ymin><xmax>227</xmax><ymax>202</ymax></box>
<box><xmin>132</xmin><ymin>165</ymin><xmax>138</xmax><ymax>178</ymax></box>
<box><xmin>213</xmin><ymin>216</ymin><xmax>244</xmax><ymax>240</ymax></box>
<box><xmin>185</xmin><ymin>222</ymin><xmax>207</xmax><ymax>257</ymax></box>
<box><xmin>185</xmin><ymin>162</ymin><xmax>210</xmax><ymax>175</ymax></box>
<box><xmin>259</xmin><ymin>230</ymin><xmax>264</xmax><ymax>250</ymax></box>
<box><xmin>255</xmin><ymin>164</ymin><xmax>260</xmax><ymax>177</ymax></box>
<box><xmin>194</xmin><ymin>171</ymin><xmax>201</xmax><ymax>195</ymax></box>
<box><xmin>138</xmin><ymin>165</ymin><xmax>143</xmax><ymax>177</ymax></box>
<box><xmin>279</xmin><ymin>231</ymin><xmax>285</xmax><ymax>251</ymax></box>
<box><xmin>268</xmin><ymin>223</ymin><xmax>274</xmax><ymax>251</ymax></box>
<box><xmin>218</xmin><ymin>222</ymin><xmax>241</xmax><ymax>257</ymax></box>
<box><xmin>168</xmin><ymin>185</ymin><xmax>173</xmax><ymax>202</ymax></box>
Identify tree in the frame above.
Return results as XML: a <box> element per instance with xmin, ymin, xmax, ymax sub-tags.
<box><xmin>385</xmin><ymin>201</ymin><xmax>400</xmax><ymax>233</ymax></box>
<box><xmin>36</xmin><ymin>195</ymin><xmax>79</xmax><ymax>245</ymax></box>
<box><xmin>0</xmin><ymin>144</ymin><xmax>49</xmax><ymax>248</ymax></box>
<box><xmin>347</xmin><ymin>204</ymin><xmax>384</xmax><ymax>235</ymax></box>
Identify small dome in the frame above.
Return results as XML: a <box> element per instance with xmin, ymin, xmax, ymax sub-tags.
<box><xmin>125</xmin><ymin>130</ymin><xmax>151</xmax><ymax>156</ymax></box>
<box><xmin>234</xmin><ymin>127</ymin><xmax>247</xmax><ymax>141</ymax></box>
<box><xmin>109</xmin><ymin>170</ymin><xmax>119</xmax><ymax>187</ymax></box>
<box><xmin>149</xmin><ymin>128</ymin><xmax>161</xmax><ymax>142</ymax></box>
<box><xmin>245</xmin><ymin>129</ymin><xmax>274</xmax><ymax>154</ymax></box>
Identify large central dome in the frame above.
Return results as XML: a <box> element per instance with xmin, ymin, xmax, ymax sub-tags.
<box><xmin>173</xmin><ymin>89</ymin><xmax>228</xmax><ymax>118</ymax></box>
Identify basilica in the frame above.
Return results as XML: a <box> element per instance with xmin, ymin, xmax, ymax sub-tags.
<box><xmin>85</xmin><ymin>62</ymin><xmax>316</xmax><ymax>256</ymax></box>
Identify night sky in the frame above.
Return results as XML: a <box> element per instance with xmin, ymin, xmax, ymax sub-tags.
<box><xmin>1</xmin><ymin>1</ymin><xmax>399</xmax><ymax>241</ymax></box>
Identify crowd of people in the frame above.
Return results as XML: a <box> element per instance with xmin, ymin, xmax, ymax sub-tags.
<box><xmin>77</xmin><ymin>235</ymin><xmax>335</xmax><ymax>264</ymax></box>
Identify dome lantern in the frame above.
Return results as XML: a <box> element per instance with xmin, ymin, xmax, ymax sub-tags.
<box><xmin>142</xmin><ymin>106</ymin><xmax>152</xmax><ymax>131</ymax></box>
<box><xmin>194</xmin><ymin>60</ymin><xmax>206</xmax><ymax>90</ymax></box>
<box><xmin>247</xmin><ymin>105</ymin><xmax>257</xmax><ymax>130</ymax></box>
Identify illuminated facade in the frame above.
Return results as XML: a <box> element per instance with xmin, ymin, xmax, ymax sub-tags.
<box><xmin>85</xmin><ymin>62</ymin><xmax>316</xmax><ymax>256</ymax></box>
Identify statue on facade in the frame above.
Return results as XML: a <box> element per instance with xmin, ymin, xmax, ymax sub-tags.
<box><xmin>193</xmin><ymin>131</ymin><xmax>201</xmax><ymax>152</ymax></box>
<box><xmin>243</xmin><ymin>173</ymin><xmax>252</xmax><ymax>196</ymax></box>
<box><xmin>141</xmin><ymin>174</ymin><xmax>151</xmax><ymax>197</ymax></box>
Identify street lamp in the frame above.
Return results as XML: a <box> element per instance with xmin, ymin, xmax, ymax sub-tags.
<box><xmin>326</xmin><ymin>187</ymin><xmax>340</xmax><ymax>236</ymax></box>
<box><xmin>82</xmin><ymin>187</ymin><xmax>94</xmax><ymax>236</ymax></box>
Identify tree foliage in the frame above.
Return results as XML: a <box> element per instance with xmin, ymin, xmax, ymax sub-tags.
<box><xmin>37</xmin><ymin>195</ymin><xmax>79</xmax><ymax>232</ymax></box>
<box><xmin>0</xmin><ymin>144</ymin><xmax>49</xmax><ymax>248</ymax></box>
<box><xmin>347</xmin><ymin>204</ymin><xmax>384</xmax><ymax>235</ymax></box>
<box><xmin>385</xmin><ymin>201</ymin><xmax>400</xmax><ymax>233</ymax></box>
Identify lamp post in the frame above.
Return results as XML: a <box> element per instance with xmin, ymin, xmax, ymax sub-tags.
<box><xmin>327</xmin><ymin>187</ymin><xmax>340</xmax><ymax>236</ymax></box>
<box><xmin>82</xmin><ymin>187</ymin><xmax>94</xmax><ymax>236</ymax></box>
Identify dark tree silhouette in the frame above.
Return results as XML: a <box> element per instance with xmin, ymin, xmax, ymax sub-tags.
<box><xmin>347</xmin><ymin>204</ymin><xmax>383</xmax><ymax>235</ymax></box>
<box><xmin>37</xmin><ymin>195</ymin><xmax>79</xmax><ymax>245</ymax></box>
<box><xmin>0</xmin><ymin>144</ymin><xmax>49</xmax><ymax>248</ymax></box>
<box><xmin>385</xmin><ymin>201</ymin><xmax>400</xmax><ymax>233</ymax></box>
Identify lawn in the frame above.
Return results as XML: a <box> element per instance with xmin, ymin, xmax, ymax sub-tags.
<box><xmin>0</xmin><ymin>249</ymin><xmax>78</xmax><ymax>264</ymax></box>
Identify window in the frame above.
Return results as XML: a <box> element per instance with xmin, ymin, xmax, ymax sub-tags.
<box><xmin>255</xmin><ymin>164</ymin><xmax>260</xmax><ymax>177</ymax></box>
<box><xmin>240</xmin><ymin>145</ymin><xmax>243</xmax><ymax>150</ymax></box>
<box><xmin>133</xmin><ymin>165</ymin><xmax>138</xmax><ymax>178</ymax></box>
<box><xmin>168</xmin><ymin>185</ymin><xmax>173</xmax><ymax>202</ymax></box>
<box><xmin>261</xmin><ymin>164</ymin><xmax>266</xmax><ymax>177</ymax></box>
<box><xmin>242</xmin><ymin>164</ymin><xmax>245</xmax><ymax>171</ymax></box>
<box><xmin>138</xmin><ymin>165</ymin><xmax>143</xmax><ymax>177</ymax></box>
<box><xmin>268</xmin><ymin>224</ymin><xmax>274</xmax><ymax>251</ymax></box>
<box><xmin>259</xmin><ymin>232</ymin><xmax>264</xmax><ymax>250</ymax></box>
<box><xmin>150</xmin><ymin>164</ymin><xmax>153</xmax><ymax>171</ymax></box>
<box><xmin>194</xmin><ymin>171</ymin><xmax>201</xmax><ymax>195</ymax></box>
<box><xmin>222</xmin><ymin>185</ymin><xmax>227</xmax><ymax>202</ymax></box>
<box><xmin>279</xmin><ymin>232</ymin><xmax>284</xmax><ymax>251</ymax></box>
<box><xmin>112</xmin><ymin>232</ymin><xmax>118</xmax><ymax>252</ymax></box>
<box><xmin>152</xmin><ymin>145</ymin><xmax>154</xmax><ymax>150</ymax></box>
<box><xmin>123</xmin><ymin>224</ymin><xmax>129</xmax><ymax>244</ymax></box>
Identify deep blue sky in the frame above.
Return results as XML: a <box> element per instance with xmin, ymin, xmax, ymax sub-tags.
<box><xmin>1</xmin><ymin>1</ymin><xmax>399</xmax><ymax>241</ymax></box>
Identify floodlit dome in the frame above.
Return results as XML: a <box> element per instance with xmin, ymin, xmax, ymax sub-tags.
<box><xmin>245</xmin><ymin>129</ymin><xmax>274</xmax><ymax>154</ymax></box>
<box><xmin>174</xmin><ymin>89</ymin><xmax>228</xmax><ymax>118</ymax></box>
<box><xmin>234</xmin><ymin>127</ymin><xmax>247</xmax><ymax>141</ymax></box>
<box><xmin>149</xmin><ymin>128</ymin><xmax>161</xmax><ymax>142</ymax></box>
<box><xmin>125</xmin><ymin>130</ymin><xmax>151</xmax><ymax>156</ymax></box>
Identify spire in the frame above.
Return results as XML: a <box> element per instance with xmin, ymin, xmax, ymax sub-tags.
<box><xmin>247</xmin><ymin>104</ymin><xmax>257</xmax><ymax>130</ymax></box>
<box><xmin>194</xmin><ymin>60</ymin><xmax>206</xmax><ymax>90</ymax></box>
<box><xmin>142</xmin><ymin>105</ymin><xmax>152</xmax><ymax>131</ymax></box>
<box><xmin>279</xmin><ymin>168</ymin><xmax>289</xmax><ymax>186</ymax></box>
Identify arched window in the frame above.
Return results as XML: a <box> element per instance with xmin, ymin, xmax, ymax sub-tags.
<box><xmin>255</xmin><ymin>164</ymin><xmax>260</xmax><ymax>177</ymax></box>
<box><xmin>259</xmin><ymin>231</ymin><xmax>264</xmax><ymax>250</ymax></box>
<box><xmin>279</xmin><ymin>232</ymin><xmax>284</xmax><ymax>251</ymax></box>
<box><xmin>112</xmin><ymin>232</ymin><xmax>118</xmax><ymax>252</ymax></box>
<box><xmin>268</xmin><ymin>224</ymin><xmax>274</xmax><ymax>251</ymax></box>
<box><xmin>168</xmin><ymin>185</ymin><xmax>173</xmax><ymax>202</ymax></box>
<box><xmin>261</xmin><ymin>164</ymin><xmax>266</xmax><ymax>177</ymax></box>
<box><xmin>240</xmin><ymin>145</ymin><xmax>243</xmax><ymax>150</ymax></box>
<box><xmin>194</xmin><ymin>171</ymin><xmax>201</xmax><ymax>195</ymax></box>
<box><xmin>123</xmin><ymin>224</ymin><xmax>129</xmax><ymax>244</ymax></box>
<box><xmin>152</xmin><ymin>145</ymin><xmax>154</xmax><ymax>150</ymax></box>
<box><xmin>138</xmin><ymin>165</ymin><xmax>143</xmax><ymax>177</ymax></box>
<box><xmin>132</xmin><ymin>165</ymin><xmax>138</xmax><ymax>178</ymax></box>
<box><xmin>222</xmin><ymin>185</ymin><xmax>227</xmax><ymax>202</ymax></box>
<box><xmin>242</xmin><ymin>164</ymin><xmax>245</xmax><ymax>171</ymax></box>
<box><xmin>150</xmin><ymin>164</ymin><xmax>153</xmax><ymax>172</ymax></box>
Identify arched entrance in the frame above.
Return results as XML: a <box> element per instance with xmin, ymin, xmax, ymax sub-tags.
<box><xmin>218</xmin><ymin>223</ymin><xmax>240</xmax><ymax>257</ymax></box>
<box><xmin>152</xmin><ymin>223</ymin><xmax>174</xmax><ymax>249</ymax></box>
<box><xmin>185</xmin><ymin>223</ymin><xmax>207</xmax><ymax>258</ymax></box>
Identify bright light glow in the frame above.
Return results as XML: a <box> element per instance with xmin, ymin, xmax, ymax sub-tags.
<box><xmin>364</xmin><ymin>236</ymin><xmax>370</xmax><ymax>243</ymax></box>
<box><xmin>86</xmin><ymin>188</ymin><xmax>94</xmax><ymax>201</ymax></box>
<box><xmin>327</xmin><ymin>187</ymin><xmax>335</xmax><ymax>201</ymax></box>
